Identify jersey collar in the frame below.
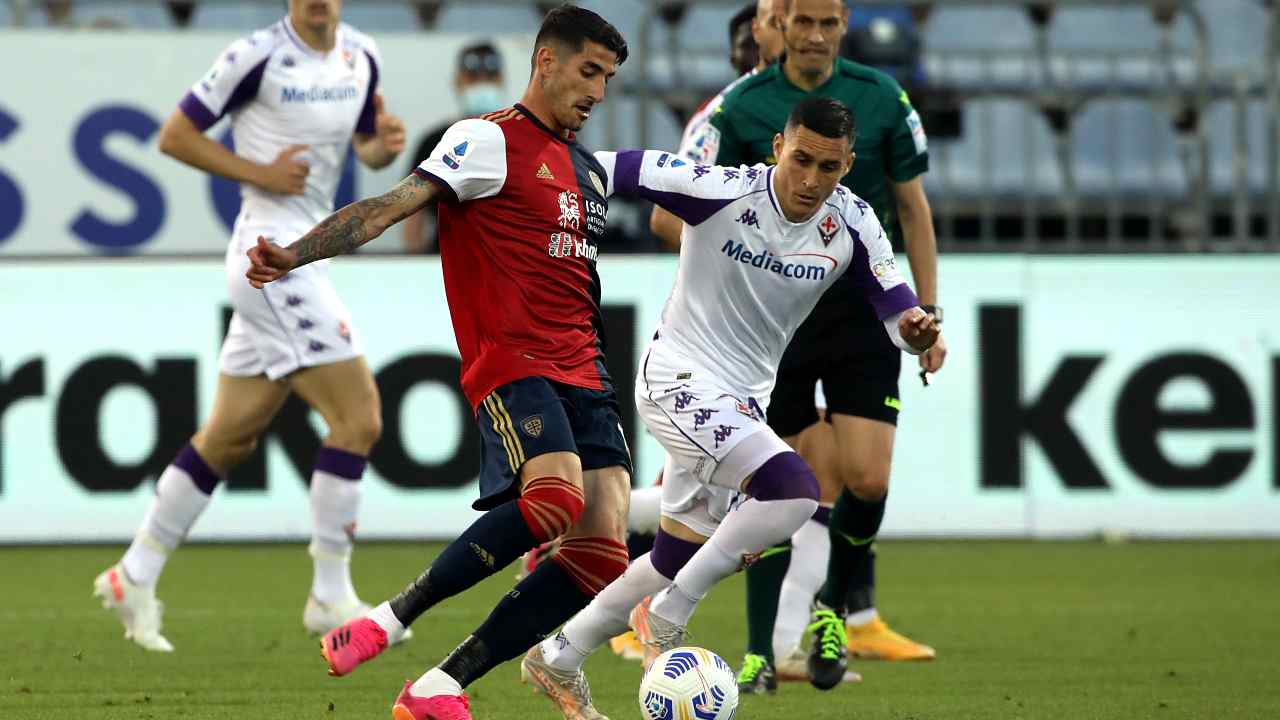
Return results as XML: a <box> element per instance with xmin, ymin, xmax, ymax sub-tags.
<box><xmin>281</xmin><ymin>16</ymin><xmax>341</xmax><ymax>59</ymax></box>
<box><xmin>514</xmin><ymin>103</ymin><xmax>575</xmax><ymax>144</ymax></box>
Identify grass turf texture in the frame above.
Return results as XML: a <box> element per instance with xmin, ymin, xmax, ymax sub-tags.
<box><xmin>2</xmin><ymin>541</ymin><xmax>1277</xmax><ymax>720</ymax></box>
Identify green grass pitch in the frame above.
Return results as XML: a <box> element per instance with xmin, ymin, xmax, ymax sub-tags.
<box><xmin>3</xmin><ymin>541</ymin><xmax>1278</xmax><ymax>719</ymax></box>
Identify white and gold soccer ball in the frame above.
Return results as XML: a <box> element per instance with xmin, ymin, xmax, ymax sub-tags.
<box><xmin>638</xmin><ymin>646</ymin><xmax>739</xmax><ymax>720</ymax></box>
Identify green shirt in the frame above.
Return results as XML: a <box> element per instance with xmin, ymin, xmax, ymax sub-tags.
<box><xmin>707</xmin><ymin>57</ymin><xmax>929</xmax><ymax>248</ymax></box>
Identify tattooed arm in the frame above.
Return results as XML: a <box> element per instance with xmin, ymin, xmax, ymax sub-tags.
<box><xmin>246</xmin><ymin>173</ymin><xmax>441</xmax><ymax>287</ymax></box>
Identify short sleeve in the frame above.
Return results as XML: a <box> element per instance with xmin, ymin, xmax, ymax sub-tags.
<box><xmin>594</xmin><ymin>150</ymin><xmax>756</xmax><ymax>226</ymax></box>
<box><xmin>353</xmin><ymin>36</ymin><xmax>383</xmax><ymax>135</ymax></box>
<box><xmin>676</xmin><ymin>98</ymin><xmax>723</xmax><ymax>164</ymax></box>
<box><xmin>179</xmin><ymin>35</ymin><xmax>272</xmax><ymax>131</ymax></box>
<box><xmin>886</xmin><ymin>85</ymin><xmax>929</xmax><ymax>183</ymax></box>
<box><xmin>844</xmin><ymin>202</ymin><xmax>919</xmax><ymax>319</ymax></box>
<box><xmin>413</xmin><ymin>118</ymin><xmax>507</xmax><ymax>203</ymax></box>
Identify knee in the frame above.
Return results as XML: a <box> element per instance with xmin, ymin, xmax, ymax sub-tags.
<box><xmin>552</xmin><ymin>535</ymin><xmax>630</xmax><ymax>595</ymax></box>
<box><xmin>748</xmin><ymin>452</ymin><xmax>820</xmax><ymax>504</ymax></box>
<box><xmin>326</xmin><ymin>408</ymin><xmax>383</xmax><ymax>454</ymax></box>
<box><xmin>844</xmin><ymin>465</ymin><xmax>889</xmax><ymax>502</ymax></box>
<box><xmin>519</xmin><ymin>475</ymin><xmax>587</xmax><ymax>543</ymax></box>
<box><xmin>192</xmin><ymin>430</ymin><xmax>257</xmax><ymax>472</ymax></box>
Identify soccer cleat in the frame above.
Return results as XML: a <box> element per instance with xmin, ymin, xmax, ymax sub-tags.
<box><xmin>515</xmin><ymin>539</ymin><xmax>561</xmax><ymax>580</ymax></box>
<box><xmin>736</xmin><ymin>653</ymin><xmax>777</xmax><ymax>695</ymax></box>
<box><xmin>321</xmin><ymin>618</ymin><xmax>389</xmax><ymax>677</ymax></box>
<box><xmin>630</xmin><ymin>598</ymin><xmax>686</xmax><ymax>671</ymax></box>
<box><xmin>608</xmin><ymin>630</ymin><xmax>644</xmax><ymax>662</ymax></box>
<box><xmin>776</xmin><ymin>646</ymin><xmax>861</xmax><ymax>684</ymax></box>
<box><xmin>806</xmin><ymin>603</ymin><xmax>849</xmax><ymax>691</ymax></box>
<box><xmin>306</xmin><ymin>596</ymin><xmax>413</xmax><ymax>645</ymax></box>
<box><xmin>521</xmin><ymin>643</ymin><xmax>610</xmax><ymax>720</ymax></box>
<box><xmin>846</xmin><ymin>617</ymin><xmax>936</xmax><ymax>661</ymax></box>
<box><xmin>392</xmin><ymin>681</ymin><xmax>472</xmax><ymax>720</ymax></box>
<box><xmin>92</xmin><ymin>565</ymin><xmax>174</xmax><ymax>652</ymax></box>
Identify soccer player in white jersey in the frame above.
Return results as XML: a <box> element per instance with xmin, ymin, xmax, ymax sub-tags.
<box><xmin>520</xmin><ymin>97</ymin><xmax>938</xmax><ymax>719</ymax></box>
<box><xmin>91</xmin><ymin>0</ymin><xmax>407</xmax><ymax>652</ymax></box>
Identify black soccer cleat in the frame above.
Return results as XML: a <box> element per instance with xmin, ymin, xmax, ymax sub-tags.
<box><xmin>806</xmin><ymin>603</ymin><xmax>849</xmax><ymax>691</ymax></box>
<box><xmin>736</xmin><ymin>653</ymin><xmax>778</xmax><ymax>695</ymax></box>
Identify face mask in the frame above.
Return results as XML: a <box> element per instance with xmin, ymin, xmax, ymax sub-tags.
<box><xmin>459</xmin><ymin>83</ymin><xmax>505</xmax><ymax>117</ymax></box>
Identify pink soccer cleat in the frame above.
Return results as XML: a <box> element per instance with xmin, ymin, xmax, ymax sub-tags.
<box><xmin>320</xmin><ymin>617</ymin><xmax>388</xmax><ymax>677</ymax></box>
<box><xmin>392</xmin><ymin>681</ymin><xmax>472</xmax><ymax>720</ymax></box>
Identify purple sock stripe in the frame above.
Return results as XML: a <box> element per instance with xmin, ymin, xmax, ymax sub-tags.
<box><xmin>174</xmin><ymin>443</ymin><xmax>221</xmax><ymax>495</ymax></box>
<box><xmin>314</xmin><ymin>446</ymin><xmax>367</xmax><ymax>480</ymax></box>
<box><xmin>812</xmin><ymin>505</ymin><xmax>832</xmax><ymax>526</ymax></box>
<box><xmin>650</xmin><ymin>528</ymin><xmax>702</xmax><ymax>580</ymax></box>
<box><xmin>748</xmin><ymin>451</ymin><xmax>819</xmax><ymax>502</ymax></box>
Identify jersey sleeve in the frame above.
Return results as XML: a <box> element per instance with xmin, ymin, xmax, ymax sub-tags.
<box><xmin>843</xmin><ymin>202</ymin><xmax>919</xmax><ymax>320</ymax></box>
<box><xmin>353</xmin><ymin>35</ymin><xmax>383</xmax><ymax>136</ymax></box>
<box><xmin>413</xmin><ymin>119</ymin><xmax>507</xmax><ymax>203</ymax></box>
<box><xmin>178</xmin><ymin>34</ymin><xmax>273</xmax><ymax>132</ymax></box>
<box><xmin>594</xmin><ymin>150</ymin><xmax>753</xmax><ymax>226</ymax></box>
<box><xmin>885</xmin><ymin>84</ymin><xmax>930</xmax><ymax>183</ymax></box>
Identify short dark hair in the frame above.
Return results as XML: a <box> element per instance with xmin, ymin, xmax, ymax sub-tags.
<box><xmin>728</xmin><ymin>3</ymin><xmax>756</xmax><ymax>46</ymax></box>
<box><xmin>785</xmin><ymin>96</ymin><xmax>857</xmax><ymax>145</ymax></box>
<box><xmin>534</xmin><ymin>4</ymin><xmax>629</xmax><ymax>67</ymax></box>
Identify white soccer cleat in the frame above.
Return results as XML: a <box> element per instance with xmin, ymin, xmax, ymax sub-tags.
<box><xmin>92</xmin><ymin>565</ymin><xmax>175</xmax><ymax>652</ymax></box>
<box><xmin>303</xmin><ymin>595</ymin><xmax>413</xmax><ymax>645</ymax></box>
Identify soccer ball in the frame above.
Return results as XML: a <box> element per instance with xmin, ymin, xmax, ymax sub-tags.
<box><xmin>638</xmin><ymin>646</ymin><xmax>739</xmax><ymax>720</ymax></box>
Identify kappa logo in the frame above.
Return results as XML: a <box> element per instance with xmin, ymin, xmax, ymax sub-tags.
<box><xmin>521</xmin><ymin>415</ymin><xmax>544</xmax><ymax>438</ymax></box>
<box><xmin>536</xmin><ymin>163</ymin><xmax>556</xmax><ymax>180</ymax></box>
<box><xmin>736</xmin><ymin>209</ymin><xmax>760</xmax><ymax>228</ymax></box>
<box><xmin>819</xmin><ymin>213</ymin><xmax>840</xmax><ymax>246</ymax></box>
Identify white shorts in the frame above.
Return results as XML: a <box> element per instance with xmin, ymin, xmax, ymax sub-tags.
<box><xmin>220</xmin><ymin>221</ymin><xmax>364</xmax><ymax>380</ymax></box>
<box><xmin>638</xmin><ymin>348</ymin><xmax>792</xmax><ymax>537</ymax></box>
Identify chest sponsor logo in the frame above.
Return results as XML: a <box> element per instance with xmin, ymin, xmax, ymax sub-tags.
<box><xmin>721</xmin><ymin>240</ymin><xmax>836</xmax><ymax>281</ymax></box>
<box><xmin>818</xmin><ymin>213</ymin><xmax>840</xmax><ymax>246</ymax></box>
<box><xmin>279</xmin><ymin>84</ymin><xmax>361</xmax><ymax>104</ymax></box>
<box><xmin>557</xmin><ymin>190</ymin><xmax>581</xmax><ymax>230</ymax></box>
<box><xmin>548</xmin><ymin>232</ymin><xmax>599</xmax><ymax>261</ymax></box>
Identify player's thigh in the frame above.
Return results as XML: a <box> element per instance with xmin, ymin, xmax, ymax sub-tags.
<box><xmin>797</xmin><ymin>418</ymin><xmax>842</xmax><ymax>504</ymax></box>
<box><xmin>829</xmin><ymin>413</ymin><xmax>895</xmax><ymax>500</ymax></box>
<box><xmin>656</xmin><ymin>456</ymin><xmax>719</xmax><ymax>543</ymax></box>
<box><xmin>289</xmin><ymin>356</ymin><xmax>382</xmax><ymax>439</ymax></box>
<box><xmin>558</xmin><ymin>381</ymin><xmax>633</xmax><ymax>539</ymax></box>
<box><xmin>195</xmin><ymin>373</ymin><xmax>291</xmax><ymax>465</ymax></box>
<box><xmin>472</xmin><ymin>377</ymin><xmax>582</xmax><ymax>512</ymax></box>
<box><xmin>563</xmin><ymin>464</ymin><xmax>629</xmax><ymax>540</ymax></box>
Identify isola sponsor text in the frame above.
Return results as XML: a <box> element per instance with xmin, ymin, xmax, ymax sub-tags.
<box><xmin>720</xmin><ymin>240</ymin><xmax>832</xmax><ymax>281</ymax></box>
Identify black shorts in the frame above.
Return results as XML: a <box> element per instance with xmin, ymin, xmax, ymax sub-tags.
<box><xmin>474</xmin><ymin>376</ymin><xmax>632</xmax><ymax>511</ymax></box>
<box><xmin>767</xmin><ymin>296</ymin><xmax>902</xmax><ymax>438</ymax></box>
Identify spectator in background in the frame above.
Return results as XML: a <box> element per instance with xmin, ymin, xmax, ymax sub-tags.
<box><xmin>43</xmin><ymin>0</ymin><xmax>125</xmax><ymax>28</ymax></box>
<box><xmin>401</xmin><ymin>41</ymin><xmax>507</xmax><ymax>252</ymax></box>
<box><xmin>166</xmin><ymin>1</ymin><xmax>197</xmax><ymax>28</ymax></box>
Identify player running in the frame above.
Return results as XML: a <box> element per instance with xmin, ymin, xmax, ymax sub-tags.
<box><xmin>705</xmin><ymin>0</ymin><xmax>948</xmax><ymax>690</ymax></box>
<box><xmin>521</xmin><ymin>96</ymin><xmax>938</xmax><ymax>720</ymax></box>
<box><xmin>245</xmin><ymin>7</ymin><xmax>631</xmax><ymax>720</ymax></box>
<box><xmin>92</xmin><ymin>0</ymin><xmax>406</xmax><ymax>652</ymax></box>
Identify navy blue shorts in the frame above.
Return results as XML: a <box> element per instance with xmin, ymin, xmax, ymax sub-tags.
<box><xmin>474</xmin><ymin>376</ymin><xmax>632</xmax><ymax>511</ymax></box>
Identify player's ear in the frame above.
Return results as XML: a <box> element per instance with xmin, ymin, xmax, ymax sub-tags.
<box><xmin>845</xmin><ymin>149</ymin><xmax>856</xmax><ymax>173</ymax></box>
<box><xmin>772</xmin><ymin>132</ymin><xmax>785</xmax><ymax>161</ymax></box>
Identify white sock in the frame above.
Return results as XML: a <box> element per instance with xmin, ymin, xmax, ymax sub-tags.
<box><xmin>368</xmin><ymin>600</ymin><xmax>407</xmax><ymax>641</ymax></box>
<box><xmin>627</xmin><ymin>486</ymin><xmax>663</xmax><ymax>535</ymax></box>
<box><xmin>309</xmin><ymin>470</ymin><xmax>362</xmax><ymax>604</ymax></box>
<box><xmin>411</xmin><ymin>667</ymin><xmax>463</xmax><ymax>698</ymax></box>
<box><xmin>847</xmin><ymin>607</ymin><xmax>879</xmax><ymax>627</ymax></box>
<box><xmin>121</xmin><ymin>462</ymin><xmax>215</xmax><ymax>588</ymax></box>
<box><xmin>544</xmin><ymin>552</ymin><xmax>672</xmax><ymax>672</ymax></box>
<box><xmin>773</xmin><ymin>517</ymin><xmax>831</xmax><ymax>657</ymax></box>
<box><xmin>651</xmin><ymin>495</ymin><xmax>817</xmax><ymax>627</ymax></box>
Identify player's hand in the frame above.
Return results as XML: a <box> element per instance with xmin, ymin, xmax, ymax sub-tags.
<box><xmin>372</xmin><ymin>95</ymin><xmax>406</xmax><ymax>155</ymax></box>
<box><xmin>919</xmin><ymin>331</ymin><xmax>947</xmax><ymax>373</ymax></box>
<box><xmin>245</xmin><ymin>236</ymin><xmax>298</xmax><ymax>288</ymax></box>
<box><xmin>898</xmin><ymin>307</ymin><xmax>940</xmax><ymax>354</ymax></box>
<box><xmin>255</xmin><ymin>144</ymin><xmax>310</xmax><ymax>195</ymax></box>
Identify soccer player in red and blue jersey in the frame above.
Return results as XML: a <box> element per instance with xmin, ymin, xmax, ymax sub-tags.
<box><xmin>246</xmin><ymin>6</ymin><xmax>630</xmax><ymax>720</ymax></box>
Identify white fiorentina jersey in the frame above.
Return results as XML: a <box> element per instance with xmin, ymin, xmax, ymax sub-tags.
<box><xmin>675</xmin><ymin>69</ymin><xmax>757</xmax><ymax>164</ymax></box>
<box><xmin>596</xmin><ymin>150</ymin><xmax>919</xmax><ymax>401</ymax></box>
<box><xmin>179</xmin><ymin>17</ymin><xmax>381</xmax><ymax>233</ymax></box>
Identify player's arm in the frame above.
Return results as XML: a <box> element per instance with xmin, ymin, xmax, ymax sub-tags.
<box><xmin>649</xmin><ymin>207</ymin><xmax>684</xmax><ymax>251</ymax></box>
<box><xmin>245</xmin><ymin>174</ymin><xmax>440</xmax><ymax>287</ymax></box>
<box><xmin>596</xmin><ymin>150</ymin><xmax>748</xmax><ymax>227</ymax></box>
<box><xmin>157</xmin><ymin>110</ymin><xmax>308</xmax><ymax>194</ymax></box>
<box><xmin>847</xmin><ymin>211</ymin><xmax>937</xmax><ymax>355</ymax></box>
<box><xmin>352</xmin><ymin>95</ymin><xmax>406</xmax><ymax>170</ymax></box>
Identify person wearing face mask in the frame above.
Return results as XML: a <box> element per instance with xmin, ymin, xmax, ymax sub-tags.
<box><xmin>402</xmin><ymin>41</ymin><xmax>507</xmax><ymax>253</ymax></box>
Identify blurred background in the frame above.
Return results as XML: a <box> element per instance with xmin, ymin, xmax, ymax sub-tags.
<box><xmin>1</xmin><ymin>0</ymin><xmax>1277</xmax><ymax>543</ymax></box>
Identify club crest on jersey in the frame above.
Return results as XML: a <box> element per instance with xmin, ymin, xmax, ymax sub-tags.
<box><xmin>558</xmin><ymin>190</ymin><xmax>581</xmax><ymax>230</ymax></box>
<box><xmin>338</xmin><ymin>320</ymin><xmax>352</xmax><ymax>343</ymax></box>
<box><xmin>343</xmin><ymin>49</ymin><xmax>355</xmax><ymax>68</ymax></box>
<box><xmin>589</xmin><ymin>170</ymin><xmax>605</xmax><ymax>195</ymax></box>
<box><xmin>818</xmin><ymin>213</ymin><xmax>840</xmax><ymax>246</ymax></box>
<box><xmin>521</xmin><ymin>415</ymin><xmax>544</xmax><ymax>438</ymax></box>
